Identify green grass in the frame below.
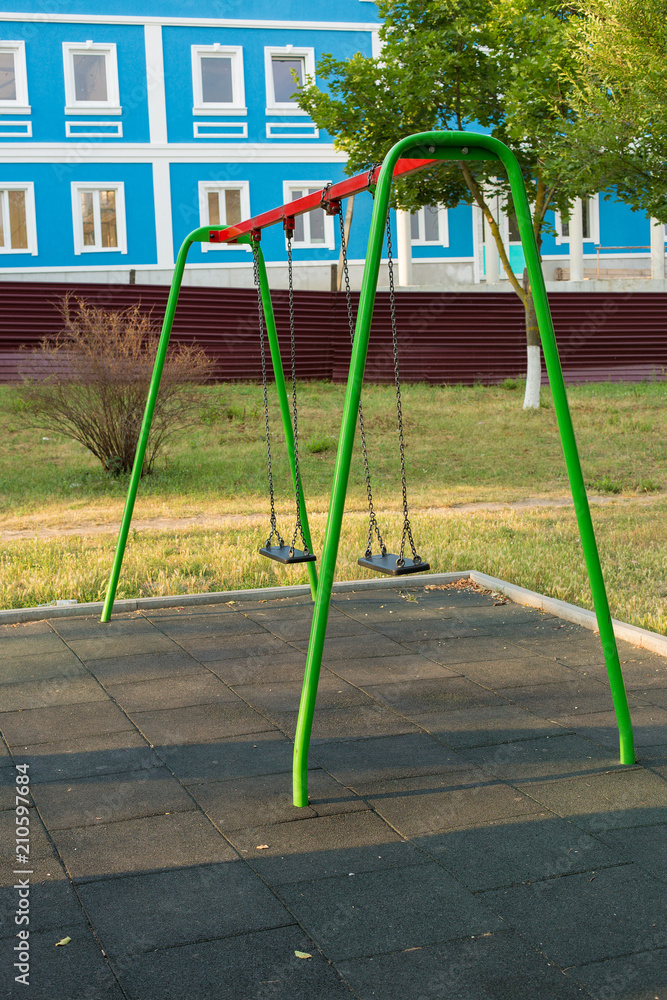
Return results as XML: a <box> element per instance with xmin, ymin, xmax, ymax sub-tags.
<box><xmin>1</xmin><ymin>379</ymin><xmax>666</xmax><ymax>527</ymax></box>
<box><xmin>1</xmin><ymin>380</ymin><xmax>666</xmax><ymax>630</ymax></box>
<box><xmin>2</xmin><ymin>503</ymin><xmax>666</xmax><ymax>634</ymax></box>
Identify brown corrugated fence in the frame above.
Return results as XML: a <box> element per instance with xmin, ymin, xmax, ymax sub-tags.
<box><xmin>1</xmin><ymin>281</ymin><xmax>665</xmax><ymax>385</ymax></box>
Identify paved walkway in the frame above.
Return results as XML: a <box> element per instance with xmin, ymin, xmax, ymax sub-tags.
<box><xmin>1</xmin><ymin>582</ymin><xmax>666</xmax><ymax>999</ymax></box>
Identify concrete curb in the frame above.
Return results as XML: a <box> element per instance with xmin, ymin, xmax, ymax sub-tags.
<box><xmin>2</xmin><ymin>570</ymin><xmax>666</xmax><ymax>659</ymax></box>
<box><xmin>470</xmin><ymin>570</ymin><xmax>667</xmax><ymax>658</ymax></box>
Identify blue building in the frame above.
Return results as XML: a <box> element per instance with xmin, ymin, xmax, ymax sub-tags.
<box><xmin>0</xmin><ymin>2</ymin><xmax>664</xmax><ymax>290</ymax></box>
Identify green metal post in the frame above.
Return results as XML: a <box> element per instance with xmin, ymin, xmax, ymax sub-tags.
<box><xmin>292</xmin><ymin>130</ymin><xmax>634</xmax><ymax>806</ymax></box>
<box><xmin>254</xmin><ymin>245</ymin><xmax>318</xmax><ymax>601</ymax></box>
<box><xmin>100</xmin><ymin>230</ymin><xmax>198</xmax><ymax>622</ymax></box>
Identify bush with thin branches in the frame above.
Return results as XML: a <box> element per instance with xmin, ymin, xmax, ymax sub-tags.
<box><xmin>17</xmin><ymin>295</ymin><xmax>215</xmax><ymax>475</ymax></box>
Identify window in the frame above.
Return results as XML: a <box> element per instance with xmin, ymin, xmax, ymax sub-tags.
<box><xmin>71</xmin><ymin>183</ymin><xmax>126</xmax><ymax>254</ymax></box>
<box><xmin>198</xmin><ymin>181</ymin><xmax>250</xmax><ymax>250</ymax></box>
<box><xmin>555</xmin><ymin>196</ymin><xmax>599</xmax><ymax>244</ymax></box>
<box><xmin>0</xmin><ymin>184</ymin><xmax>37</xmax><ymax>254</ymax></box>
<box><xmin>283</xmin><ymin>183</ymin><xmax>334</xmax><ymax>248</ymax></box>
<box><xmin>410</xmin><ymin>205</ymin><xmax>448</xmax><ymax>246</ymax></box>
<box><xmin>191</xmin><ymin>45</ymin><xmax>245</xmax><ymax>115</ymax></box>
<box><xmin>265</xmin><ymin>47</ymin><xmax>314</xmax><ymax>114</ymax></box>
<box><xmin>63</xmin><ymin>42</ymin><xmax>120</xmax><ymax>114</ymax></box>
<box><xmin>0</xmin><ymin>41</ymin><xmax>29</xmax><ymax>112</ymax></box>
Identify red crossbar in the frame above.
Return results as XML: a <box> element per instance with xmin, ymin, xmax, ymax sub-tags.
<box><xmin>209</xmin><ymin>157</ymin><xmax>436</xmax><ymax>243</ymax></box>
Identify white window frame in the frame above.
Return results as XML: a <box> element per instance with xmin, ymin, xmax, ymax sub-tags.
<box><xmin>283</xmin><ymin>181</ymin><xmax>335</xmax><ymax>249</ymax></box>
<box><xmin>71</xmin><ymin>182</ymin><xmax>127</xmax><ymax>255</ymax></box>
<box><xmin>410</xmin><ymin>205</ymin><xmax>449</xmax><ymax>247</ymax></box>
<box><xmin>198</xmin><ymin>181</ymin><xmax>250</xmax><ymax>252</ymax></box>
<box><xmin>0</xmin><ymin>40</ymin><xmax>30</xmax><ymax>113</ymax></box>
<box><xmin>0</xmin><ymin>182</ymin><xmax>37</xmax><ymax>255</ymax></box>
<box><xmin>554</xmin><ymin>194</ymin><xmax>600</xmax><ymax>245</ymax></box>
<box><xmin>265</xmin><ymin>46</ymin><xmax>314</xmax><ymax>116</ymax></box>
<box><xmin>191</xmin><ymin>44</ymin><xmax>246</xmax><ymax>117</ymax></box>
<box><xmin>63</xmin><ymin>41</ymin><xmax>121</xmax><ymax>115</ymax></box>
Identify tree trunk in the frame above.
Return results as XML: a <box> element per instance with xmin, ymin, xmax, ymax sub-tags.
<box><xmin>522</xmin><ymin>273</ymin><xmax>541</xmax><ymax>409</ymax></box>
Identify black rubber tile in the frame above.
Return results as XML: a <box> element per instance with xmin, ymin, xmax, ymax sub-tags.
<box><xmin>0</xmin><ymin>632</ymin><xmax>67</xmax><ymax>660</ymax></box>
<box><xmin>52</xmin><ymin>616</ymin><xmax>156</xmax><ymax>640</ymax></box>
<box><xmin>260</xmin><ymin>617</ymin><xmax>369</xmax><ymax>642</ymax></box>
<box><xmin>406</xmin><ymin>636</ymin><xmax>531</xmax><ymax>666</ymax></box>
<box><xmin>18</xmin><ymin>732</ymin><xmax>159</xmax><ymax>783</ymax></box>
<box><xmin>521</xmin><ymin>767</ymin><xmax>667</xmax><ymax>832</ymax></box>
<box><xmin>54</xmin><ymin>810</ymin><xmax>236</xmax><ymax>882</ymax></box>
<box><xmin>631</xmin><ymin>686</ymin><xmax>667</xmax><ymax>708</ymax></box>
<box><xmin>417</xmin><ymin>811</ymin><xmax>621</xmax><ymax>891</ymax></box>
<box><xmin>180</xmin><ymin>633</ymin><xmax>289</xmax><ymax>663</ymax></box>
<box><xmin>518</xmin><ymin>636</ymin><xmax>610</xmax><ymax>666</ymax></box>
<box><xmin>145</xmin><ymin>602</ymin><xmax>239</xmax><ymax>618</ymax></box>
<box><xmin>130</xmin><ymin>700</ymin><xmax>275</xmax><ymax>746</ymax></box>
<box><xmin>481</xmin><ymin>864</ymin><xmax>667</xmax><ymax>966</ymax></box>
<box><xmin>115</xmin><ymin>926</ymin><xmax>355</xmax><ymax>1000</ymax></box>
<box><xmin>463</xmin><ymin>733</ymin><xmax>619</xmax><ymax>782</ymax></box>
<box><xmin>191</xmin><ymin>768</ymin><xmax>366</xmax><ymax>832</ymax></box>
<box><xmin>0</xmin><ymin>649</ymin><xmax>87</xmax><ymax>685</ymax></box>
<box><xmin>294</xmin><ymin>633</ymin><xmax>408</xmax><ymax>661</ymax></box>
<box><xmin>105</xmin><ymin>671</ymin><xmax>239</xmax><ymax>713</ymax></box>
<box><xmin>159</xmin><ymin>731</ymin><xmax>294</xmax><ymax>784</ymax></box>
<box><xmin>502</xmin><ymin>677</ymin><xmax>638</xmax><ymax>718</ymax></box>
<box><xmin>0</xmin><ymin>763</ymin><xmax>18</xmax><ymax>810</ymax></box>
<box><xmin>370</xmin><ymin>620</ymin><xmax>482</xmax><ymax>641</ymax></box>
<box><xmin>453</xmin><ymin>604</ymin><xmax>554</xmax><ymax>626</ymax></box>
<box><xmin>453</xmin><ymin>655</ymin><xmax>579</xmax><ymax>689</ymax></box>
<box><xmin>67</xmin><ymin>631</ymin><xmax>182</xmax><ymax>662</ymax></box>
<box><xmin>3</xmin><ymin>925</ymin><xmax>124</xmax><ymax>1000</ymax></box>
<box><xmin>0</xmin><ymin>620</ymin><xmax>52</xmax><ymax>638</ymax></box>
<box><xmin>32</xmin><ymin>767</ymin><xmax>194</xmax><ymax>830</ymax></box>
<box><xmin>1</xmin><ymin>700</ymin><xmax>135</xmax><ymax>748</ymax></box>
<box><xmin>555</xmin><ymin>705</ymin><xmax>667</xmax><ymax>749</ymax></box>
<box><xmin>0</xmin><ymin>676</ymin><xmax>107</xmax><ymax>713</ymax></box>
<box><xmin>155</xmin><ymin>615</ymin><xmax>267</xmax><ymax>639</ymax></box>
<box><xmin>337</xmin><ymin>930</ymin><xmax>589</xmax><ymax>1000</ymax></box>
<box><xmin>325</xmin><ymin>652</ymin><xmax>459</xmax><ymax>685</ymax></box>
<box><xmin>363</xmin><ymin>769</ymin><xmax>541</xmax><ymax>837</ymax></box>
<box><xmin>599</xmin><ymin>823</ymin><xmax>667</xmax><ymax>881</ymax></box>
<box><xmin>574</xmin><ymin>655</ymin><xmax>667</xmax><ymax>691</ymax></box>
<box><xmin>279</xmin><ymin>862</ymin><xmax>502</xmax><ymax>960</ymax></box>
<box><xmin>232</xmin><ymin>674</ymin><xmax>372</xmax><ymax>716</ymax></box>
<box><xmin>361</xmin><ymin>676</ymin><xmax>506</xmax><ymax>716</ymax></box>
<box><xmin>84</xmin><ymin>649</ymin><xmax>204</xmax><ymax>684</ymax></box>
<box><xmin>569</xmin><ymin>947</ymin><xmax>667</xmax><ymax>999</ymax></box>
<box><xmin>0</xmin><ymin>809</ymin><xmax>55</xmax><ymax>862</ymax></box>
<box><xmin>341</xmin><ymin>605</ymin><xmax>456</xmax><ymax>624</ymax></box>
<box><xmin>418</xmin><ymin>704</ymin><xmax>563</xmax><ymax>748</ymax></box>
<box><xmin>276</xmin><ymin>703</ymin><xmax>420</xmax><ymax>742</ymax></box>
<box><xmin>227</xmin><ymin>810</ymin><xmax>427</xmax><ymax>885</ymax></box>
<box><xmin>207</xmin><ymin>648</ymin><xmax>308</xmax><ymax>685</ymax></box>
<box><xmin>0</xmin><ymin>872</ymin><xmax>87</xmax><ymax>939</ymax></box>
<box><xmin>77</xmin><ymin>861</ymin><xmax>294</xmax><ymax>957</ymax></box>
<box><xmin>309</xmin><ymin>731</ymin><xmax>470</xmax><ymax>788</ymax></box>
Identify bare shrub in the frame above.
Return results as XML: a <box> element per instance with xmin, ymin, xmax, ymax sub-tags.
<box><xmin>17</xmin><ymin>295</ymin><xmax>215</xmax><ymax>474</ymax></box>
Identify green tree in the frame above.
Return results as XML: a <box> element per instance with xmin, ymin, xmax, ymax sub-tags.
<box><xmin>298</xmin><ymin>0</ymin><xmax>590</xmax><ymax>408</ymax></box>
<box><xmin>569</xmin><ymin>0</ymin><xmax>667</xmax><ymax>222</ymax></box>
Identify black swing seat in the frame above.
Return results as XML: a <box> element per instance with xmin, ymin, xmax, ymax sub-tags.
<box><xmin>358</xmin><ymin>553</ymin><xmax>430</xmax><ymax>576</ymax></box>
<box><xmin>260</xmin><ymin>543</ymin><xmax>317</xmax><ymax>565</ymax></box>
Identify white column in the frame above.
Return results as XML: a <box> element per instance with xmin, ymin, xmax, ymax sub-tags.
<box><xmin>650</xmin><ymin>217</ymin><xmax>665</xmax><ymax>280</ymax></box>
<box><xmin>568</xmin><ymin>198</ymin><xmax>584</xmax><ymax>282</ymax></box>
<box><xmin>144</xmin><ymin>25</ymin><xmax>173</xmax><ymax>269</ymax></box>
<box><xmin>485</xmin><ymin>220</ymin><xmax>500</xmax><ymax>283</ymax></box>
<box><xmin>396</xmin><ymin>209</ymin><xmax>413</xmax><ymax>287</ymax></box>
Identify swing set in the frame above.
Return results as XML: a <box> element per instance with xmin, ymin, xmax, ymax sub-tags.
<box><xmin>100</xmin><ymin>130</ymin><xmax>635</xmax><ymax>807</ymax></box>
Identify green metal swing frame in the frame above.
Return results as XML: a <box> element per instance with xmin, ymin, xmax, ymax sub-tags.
<box><xmin>100</xmin><ymin>130</ymin><xmax>635</xmax><ymax>808</ymax></box>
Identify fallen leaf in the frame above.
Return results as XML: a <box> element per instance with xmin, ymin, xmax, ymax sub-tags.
<box><xmin>55</xmin><ymin>937</ymin><xmax>71</xmax><ymax>947</ymax></box>
<box><xmin>294</xmin><ymin>951</ymin><xmax>312</xmax><ymax>960</ymax></box>
<box><xmin>256</xmin><ymin>844</ymin><xmax>269</xmax><ymax>850</ymax></box>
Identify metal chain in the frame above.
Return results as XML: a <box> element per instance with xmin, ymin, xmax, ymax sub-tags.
<box><xmin>286</xmin><ymin>234</ymin><xmax>310</xmax><ymax>556</ymax></box>
<box><xmin>385</xmin><ymin>214</ymin><xmax>422</xmax><ymax>567</ymax></box>
<box><xmin>253</xmin><ymin>243</ymin><xmax>284</xmax><ymax>549</ymax></box>
<box><xmin>338</xmin><ymin>209</ymin><xmax>386</xmax><ymax>558</ymax></box>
